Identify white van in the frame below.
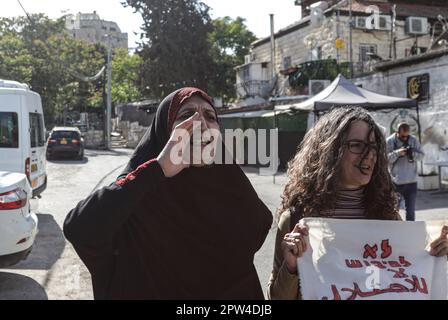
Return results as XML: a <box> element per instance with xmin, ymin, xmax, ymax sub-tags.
<box><xmin>0</xmin><ymin>79</ymin><xmax>47</xmax><ymax>197</ymax></box>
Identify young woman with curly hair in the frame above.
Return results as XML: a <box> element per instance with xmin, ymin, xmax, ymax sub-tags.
<box><xmin>267</xmin><ymin>106</ymin><xmax>447</xmax><ymax>300</ymax></box>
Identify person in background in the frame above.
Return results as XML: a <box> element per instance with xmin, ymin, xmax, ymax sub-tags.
<box><xmin>267</xmin><ymin>107</ymin><xmax>447</xmax><ymax>300</ymax></box>
<box><xmin>386</xmin><ymin>122</ymin><xmax>424</xmax><ymax>221</ymax></box>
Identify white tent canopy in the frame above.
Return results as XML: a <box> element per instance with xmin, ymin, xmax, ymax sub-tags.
<box><xmin>291</xmin><ymin>74</ymin><xmax>417</xmax><ymax>113</ymax></box>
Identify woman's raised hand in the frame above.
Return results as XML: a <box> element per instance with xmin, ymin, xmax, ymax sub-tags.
<box><xmin>281</xmin><ymin>223</ymin><xmax>309</xmax><ymax>275</ymax></box>
<box><xmin>157</xmin><ymin>112</ymin><xmax>200</xmax><ymax>178</ymax></box>
<box><xmin>429</xmin><ymin>225</ymin><xmax>448</xmax><ymax>257</ymax></box>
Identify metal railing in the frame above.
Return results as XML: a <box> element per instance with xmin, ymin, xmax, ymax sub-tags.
<box><xmin>235</xmin><ymin>80</ymin><xmax>272</xmax><ymax>98</ymax></box>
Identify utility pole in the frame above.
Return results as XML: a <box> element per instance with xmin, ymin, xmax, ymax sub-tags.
<box><xmin>336</xmin><ymin>8</ymin><xmax>340</xmax><ymax>62</ymax></box>
<box><xmin>389</xmin><ymin>4</ymin><xmax>396</xmax><ymax>59</ymax></box>
<box><xmin>270</xmin><ymin>14</ymin><xmax>276</xmax><ymax>80</ymax></box>
<box><xmin>349</xmin><ymin>0</ymin><xmax>353</xmax><ymax>78</ymax></box>
<box><xmin>106</xmin><ymin>36</ymin><xmax>112</xmax><ymax>150</ymax></box>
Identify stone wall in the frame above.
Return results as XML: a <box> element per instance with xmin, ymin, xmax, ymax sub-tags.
<box><xmin>117</xmin><ymin>120</ymin><xmax>148</xmax><ymax>149</ymax></box>
<box><xmin>249</xmin><ymin>12</ymin><xmax>433</xmax><ymax>87</ymax></box>
<box><xmin>354</xmin><ymin>53</ymin><xmax>448</xmax><ymax>178</ymax></box>
<box><xmin>82</xmin><ymin>130</ymin><xmax>105</xmax><ymax>149</ymax></box>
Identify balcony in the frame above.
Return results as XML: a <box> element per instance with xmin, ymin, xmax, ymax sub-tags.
<box><xmin>235</xmin><ymin>80</ymin><xmax>273</xmax><ymax>99</ymax></box>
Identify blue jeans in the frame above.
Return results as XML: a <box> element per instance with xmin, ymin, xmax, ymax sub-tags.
<box><xmin>395</xmin><ymin>182</ymin><xmax>417</xmax><ymax>221</ymax></box>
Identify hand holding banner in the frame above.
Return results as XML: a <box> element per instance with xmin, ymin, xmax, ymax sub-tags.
<box><xmin>298</xmin><ymin>218</ymin><xmax>447</xmax><ymax>300</ymax></box>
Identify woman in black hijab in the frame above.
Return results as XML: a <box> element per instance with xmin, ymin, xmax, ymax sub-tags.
<box><xmin>64</xmin><ymin>87</ymin><xmax>273</xmax><ymax>299</ymax></box>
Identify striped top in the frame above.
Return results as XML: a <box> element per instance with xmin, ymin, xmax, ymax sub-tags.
<box><xmin>320</xmin><ymin>187</ymin><xmax>366</xmax><ymax>219</ymax></box>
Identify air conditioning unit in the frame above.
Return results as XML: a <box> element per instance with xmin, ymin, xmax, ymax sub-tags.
<box><xmin>309</xmin><ymin>80</ymin><xmax>331</xmax><ymax>96</ymax></box>
<box><xmin>355</xmin><ymin>16</ymin><xmax>367</xmax><ymax>29</ymax></box>
<box><xmin>244</xmin><ymin>53</ymin><xmax>256</xmax><ymax>64</ymax></box>
<box><xmin>355</xmin><ymin>15</ymin><xmax>390</xmax><ymax>30</ymax></box>
<box><xmin>377</xmin><ymin>15</ymin><xmax>391</xmax><ymax>31</ymax></box>
<box><xmin>405</xmin><ymin>17</ymin><xmax>428</xmax><ymax>35</ymax></box>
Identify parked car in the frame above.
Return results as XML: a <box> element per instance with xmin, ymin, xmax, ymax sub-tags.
<box><xmin>0</xmin><ymin>171</ymin><xmax>38</xmax><ymax>268</ymax></box>
<box><xmin>0</xmin><ymin>79</ymin><xmax>47</xmax><ymax>198</ymax></box>
<box><xmin>46</xmin><ymin>127</ymin><xmax>84</xmax><ymax>160</ymax></box>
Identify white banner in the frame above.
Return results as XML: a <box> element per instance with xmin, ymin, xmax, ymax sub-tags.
<box><xmin>297</xmin><ymin>218</ymin><xmax>447</xmax><ymax>300</ymax></box>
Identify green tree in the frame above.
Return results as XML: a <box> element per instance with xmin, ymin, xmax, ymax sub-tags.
<box><xmin>111</xmin><ymin>48</ymin><xmax>142</xmax><ymax>105</ymax></box>
<box><xmin>208</xmin><ymin>16</ymin><xmax>257</xmax><ymax>102</ymax></box>
<box><xmin>123</xmin><ymin>0</ymin><xmax>215</xmax><ymax>99</ymax></box>
<box><xmin>0</xmin><ymin>15</ymin><xmax>107</xmax><ymax>125</ymax></box>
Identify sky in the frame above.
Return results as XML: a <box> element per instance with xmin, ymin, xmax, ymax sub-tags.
<box><xmin>1</xmin><ymin>0</ymin><xmax>303</xmax><ymax>49</ymax></box>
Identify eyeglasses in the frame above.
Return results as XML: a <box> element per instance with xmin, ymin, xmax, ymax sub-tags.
<box><xmin>346</xmin><ymin>139</ymin><xmax>378</xmax><ymax>155</ymax></box>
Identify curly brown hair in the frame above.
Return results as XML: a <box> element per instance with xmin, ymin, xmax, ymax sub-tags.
<box><xmin>279</xmin><ymin>106</ymin><xmax>399</xmax><ymax>220</ymax></box>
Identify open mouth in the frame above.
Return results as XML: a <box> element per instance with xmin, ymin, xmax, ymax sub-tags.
<box><xmin>356</xmin><ymin>164</ymin><xmax>372</xmax><ymax>174</ymax></box>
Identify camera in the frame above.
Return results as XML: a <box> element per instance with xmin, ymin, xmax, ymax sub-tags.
<box><xmin>403</xmin><ymin>144</ymin><xmax>414</xmax><ymax>163</ymax></box>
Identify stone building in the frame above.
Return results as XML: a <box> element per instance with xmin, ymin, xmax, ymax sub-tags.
<box><xmin>236</xmin><ymin>0</ymin><xmax>448</xmax><ymax>101</ymax></box>
<box><xmin>65</xmin><ymin>11</ymin><xmax>128</xmax><ymax>49</ymax></box>
<box><xmin>354</xmin><ymin>48</ymin><xmax>448</xmax><ymax>181</ymax></box>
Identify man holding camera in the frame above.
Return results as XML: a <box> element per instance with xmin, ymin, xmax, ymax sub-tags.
<box><xmin>386</xmin><ymin>123</ymin><xmax>425</xmax><ymax>221</ymax></box>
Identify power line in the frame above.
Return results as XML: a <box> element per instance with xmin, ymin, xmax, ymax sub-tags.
<box><xmin>15</xmin><ymin>0</ymin><xmax>106</xmax><ymax>83</ymax></box>
<box><xmin>16</xmin><ymin>0</ymin><xmax>33</xmax><ymax>22</ymax></box>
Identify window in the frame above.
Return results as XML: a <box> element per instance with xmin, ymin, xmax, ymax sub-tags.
<box><xmin>283</xmin><ymin>56</ymin><xmax>292</xmax><ymax>69</ymax></box>
<box><xmin>29</xmin><ymin>113</ymin><xmax>45</xmax><ymax>148</ymax></box>
<box><xmin>110</xmin><ymin>27</ymin><xmax>116</xmax><ymax>32</ymax></box>
<box><xmin>0</xmin><ymin>112</ymin><xmax>19</xmax><ymax>148</ymax></box>
<box><xmin>359</xmin><ymin>44</ymin><xmax>377</xmax><ymax>62</ymax></box>
<box><xmin>242</xmin><ymin>66</ymin><xmax>250</xmax><ymax>81</ymax></box>
<box><xmin>50</xmin><ymin>131</ymin><xmax>80</xmax><ymax>139</ymax></box>
<box><xmin>261</xmin><ymin>62</ymin><xmax>268</xmax><ymax>68</ymax></box>
<box><xmin>310</xmin><ymin>47</ymin><xmax>322</xmax><ymax>61</ymax></box>
<box><xmin>411</xmin><ymin>46</ymin><xmax>427</xmax><ymax>55</ymax></box>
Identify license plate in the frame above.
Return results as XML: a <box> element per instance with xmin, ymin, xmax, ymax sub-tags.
<box><xmin>61</xmin><ymin>139</ymin><xmax>67</xmax><ymax>145</ymax></box>
<box><xmin>31</xmin><ymin>164</ymin><xmax>38</xmax><ymax>173</ymax></box>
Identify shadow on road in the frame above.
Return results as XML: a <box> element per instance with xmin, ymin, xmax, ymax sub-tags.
<box><xmin>47</xmin><ymin>157</ymin><xmax>88</xmax><ymax>165</ymax></box>
<box><xmin>84</xmin><ymin>148</ymin><xmax>132</xmax><ymax>157</ymax></box>
<box><xmin>9</xmin><ymin>213</ymin><xmax>65</xmax><ymax>270</ymax></box>
<box><xmin>0</xmin><ymin>272</ymin><xmax>48</xmax><ymax>300</ymax></box>
<box><xmin>415</xmin><ymin>191</ymin><xmax>448</xmax><ymax>211</ymax></box>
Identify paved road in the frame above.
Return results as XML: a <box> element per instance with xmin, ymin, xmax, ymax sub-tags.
<box><xmin>0</xmin><ymin>149</ymin><xmax>133</xmax><ymax>299</ymax></box>
<box><xmin>0</xmin><ymin>149</ymin><xmax>446</xmax><ymax>299</ymax></box>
